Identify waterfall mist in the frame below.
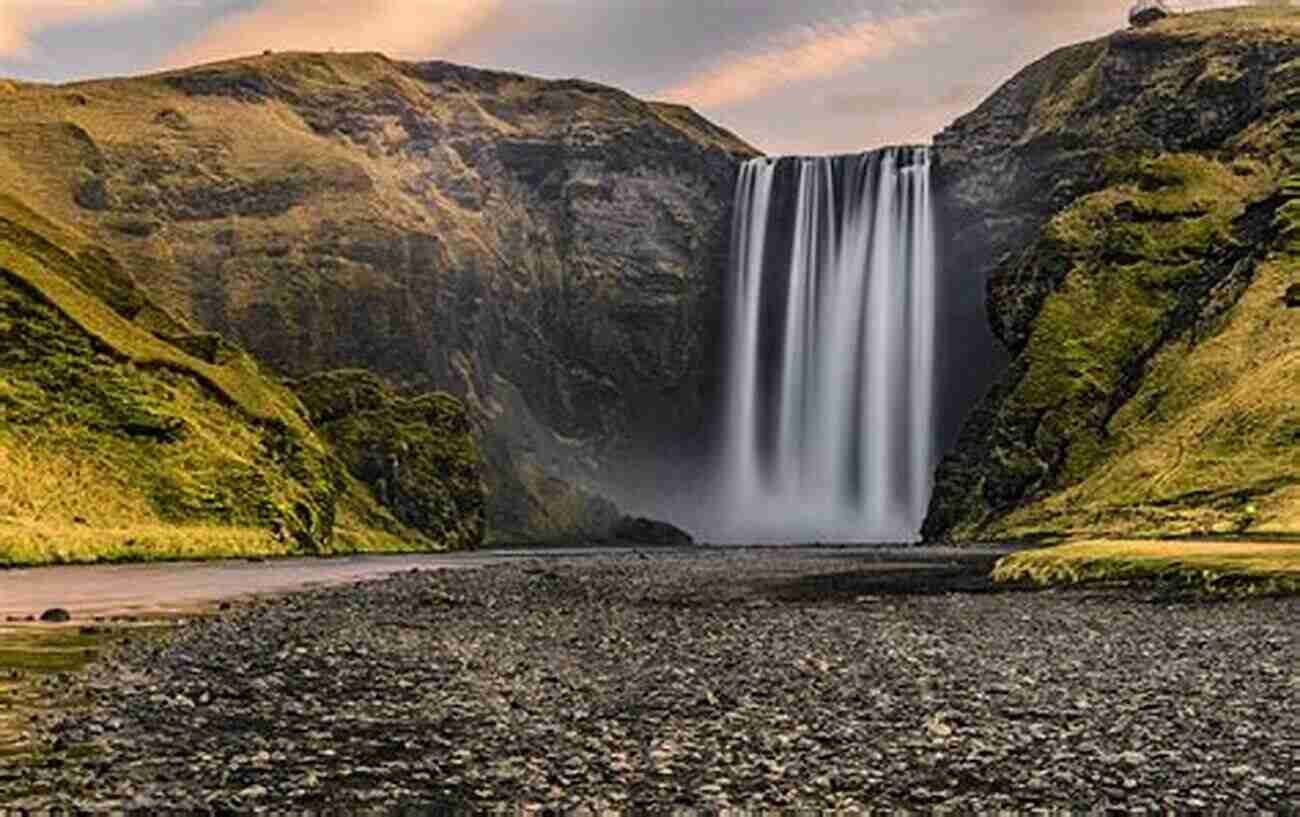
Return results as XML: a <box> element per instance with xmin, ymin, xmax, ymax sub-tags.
<box><xmin>717</xmin><ymin>147</ymin><xmax>939</xmax><ymax>543</ymax></box>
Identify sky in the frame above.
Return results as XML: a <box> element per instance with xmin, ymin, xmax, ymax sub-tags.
<box><xmin>0</xmin><ymin>0</ymin><xmax>1257</xmax><ymax>155</ymax></box>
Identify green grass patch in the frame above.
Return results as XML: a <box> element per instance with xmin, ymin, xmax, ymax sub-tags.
<box><xmin>939</xmin><ymin>150</ymin><xmax>1297</xmax><ymax>543</ymax></box>
<box><xmin>0</xmin><ymin>228</ymin><xmax>309</xmax><ymax>432</ymax></box>
<box><xmin>994</xmin><ymin>539</ymin><xmax>1300</xmax><ymax>595</ymax></box>
<box><xmin>0</xmin><ymin>523</ymin><xmax>294</xmax><ymax>567</ymax></box>
<box><xmin>294</xmin><ymin>370</ymin><xmax>486</xmax><ymax>551</ymax></box>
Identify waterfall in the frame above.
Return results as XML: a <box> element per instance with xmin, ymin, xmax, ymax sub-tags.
<box><xmin>719</xmin><ymin>147</ymin><xmax>937</xmax><ymax>543</ymax></box>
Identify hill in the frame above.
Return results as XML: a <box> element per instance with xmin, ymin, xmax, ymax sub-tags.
<box><xmin>926</xmin><ymin>7</ymin><xmax>1300</xmax><ymax>541</ymax></box>
<box><xmin>0</xmin><ymin>51</ymin><xmax>756</xmax><ymax>541</ymax></box>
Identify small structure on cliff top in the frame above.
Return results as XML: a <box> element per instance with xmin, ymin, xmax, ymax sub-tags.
<box><xmin>1130</xmin><ymin>0</ymin><xmax>1173</xmax><ymax>26</ymax></box>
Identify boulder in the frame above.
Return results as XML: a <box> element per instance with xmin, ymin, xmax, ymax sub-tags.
<box><xmin>610</xmin><ymin>516</ymin><xmax>695</xmax><ymax>547</ymax></box>
<box><xmin>39</xmin><ymin>608</ymin><xmax>71</xmax><ymax>623</ymax></box>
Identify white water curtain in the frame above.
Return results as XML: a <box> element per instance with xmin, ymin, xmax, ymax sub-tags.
<box><xmin>720</xmin><ymin>148</ymin><xmax>937</xmax><ymax>543</ymax></box>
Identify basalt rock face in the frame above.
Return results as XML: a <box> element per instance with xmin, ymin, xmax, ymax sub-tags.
<box><xmin>0</xmin><ymin>52</ymin><xmax>757</xmax><ymax>540</ymax></box>
<box><xmin>926</xmin><ymin>9</ymin><xmax>1300</xmax><ymax>541</ymax></box>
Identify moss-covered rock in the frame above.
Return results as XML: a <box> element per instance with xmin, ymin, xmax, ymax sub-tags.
<box><xmin>926</xmin><ymin>7</ymin><xmax>1300</xmax><ymax>541</ymax></box>
<box><xmin>294</xmin><ymin>370</ymin><xmax>486</xmax><ymax>551</ymax></box>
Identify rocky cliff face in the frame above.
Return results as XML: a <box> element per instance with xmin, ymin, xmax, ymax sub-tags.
<box><xmin>0</xmin><ymin>53</ymin><xmax>757</xmax><ymax>540</ymax></box>
<box><xmin>926</xmin><ymin>8</ymin><xmax>1300</xmax><ymax>540</ymax></box>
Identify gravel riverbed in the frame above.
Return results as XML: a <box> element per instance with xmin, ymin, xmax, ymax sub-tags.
<box><xmin>3</xmin><ymin>549</ymin><xmax>1297</xmax><ymax>813</ymax></box>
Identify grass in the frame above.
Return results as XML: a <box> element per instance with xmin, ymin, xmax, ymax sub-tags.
<box><xmin>0</xmin><ymin>209</ymin><xmax>347</xmax><ymax>563</ymax></box>
<box><xmin>0</xmin><ymin>212</ymin><xmax>484</xmax><ymax>564</ymax></box>
<box><xmin>994</xmin><ymin>539</ymin><xmax>1300</xmax><ymax>595</ymax></box>
<box><xmin>0</xmin><ymin>280</ymin><xmax>340</xmax><ymax>564</ymax></box>
<box><xmin>0</xmin><ymin>523</ymin><xmax>290</xmax><ymax>566</ymax></box>
<box><xmin>0</xmin><ymin>630</ymin><xmax>104</xmax><ymax>675</ymax></box>
<box><xmin>0</xmin><ymin>226</ymin><xmax>310</xmax><ymax>431</ymax></box>
<box><xmin>0</xmin><ymin>430</ymin><xmax>155</xmax><ymax>524</ymax></box>
<box><xmin>1150</xmin><ymin>6</ymin><xmax>1300</xmax><ymax>39</ymax></box>
<box><xmin>294</xmin><ymin>370</ymin><xmax>486</xmax><ymax>550</ymax></box>
<box><xmin>994</xmin><ymin>244</ymin><xmax>1300</xmax><ymax>540</ymax></box>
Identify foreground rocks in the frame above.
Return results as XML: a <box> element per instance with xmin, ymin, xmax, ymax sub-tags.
<box><xmin>3</xmin><ymin>551</ymin><xmax>1296</xmax><ymax>812</ymax></box>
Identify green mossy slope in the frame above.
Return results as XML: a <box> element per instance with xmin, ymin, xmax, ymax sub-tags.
<box><xmin>994</xmin><ymin>173</ymin><xmax>1299</xmax><ymax>538</ymax></box>
<box><xmin>930</xmin><ymin>151</ymin><xmax>1298</xmax><ymax>541</ymax></box>
<box><xmin>927</xmin><ymin>8</ymin><xmax>1300</xmax><ymax>542</ymax></box>
<box><xmin>0</xmin><ymin>210</ymin><xmax>483</xmax><ymax>564</ymax></box>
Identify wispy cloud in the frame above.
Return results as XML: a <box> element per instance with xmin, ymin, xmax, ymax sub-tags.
<box><xmin>0</xmin><ymin>0</ymin><xmax>156</xmax><ymax>59</ymax></box>
<box><xmin>657</xmin><ymin>10</ymin><xmax>958</xmax><ymax>110</ymax></box>
<box><xmin>169</xmin><ymin>0</ymin><xmax>503</xmax><ymax>67</ymax></box>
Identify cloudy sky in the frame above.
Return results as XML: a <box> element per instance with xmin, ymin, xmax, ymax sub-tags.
<box><xmin>0</xmin><ymin>0</ymin><xmax>1249</xmax><ymax>154</ymax></box>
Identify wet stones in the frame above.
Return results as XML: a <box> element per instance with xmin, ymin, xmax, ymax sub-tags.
<box><xmin>5</xmin><ymin>553</ymin><xmax>1297</xmax><ymax>812</ymax></box>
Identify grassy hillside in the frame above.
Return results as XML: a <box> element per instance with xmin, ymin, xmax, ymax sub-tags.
<box><xmin>0</xmin><ymin>201</ymin><xmax>483</xmax><ymax>565</ymax></box>
<box><xmin>990</xmin><ymin>159</ymin><xmax>1298</xmax><ymax>539</ymax></box>
<box><xmin>928</xmin><ymin>7</ymin><xmax>1300</xmax><ymax>542</ymax></box>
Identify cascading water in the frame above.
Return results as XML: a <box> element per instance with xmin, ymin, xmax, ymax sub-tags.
<box><xmin>719</xmin><ymin>146</ymin><xmax>937</xmax><ymax>543</ymax></box>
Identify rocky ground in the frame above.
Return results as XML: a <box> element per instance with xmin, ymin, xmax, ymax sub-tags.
<box><xmin>2</xmin><ymin>549</ymin><xmax>1297</xmax><ymax>813</ymax></box>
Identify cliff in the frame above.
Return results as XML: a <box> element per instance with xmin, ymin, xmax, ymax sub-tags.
<box><xmin>0</xmin><ymin>52</ymin><xmax>758</xmax><ymax>540</ymax></box>
<box><xmin>926</xmin><ymin>8</ymin><xmax>1300</xmax><ymax>540</ymax></box>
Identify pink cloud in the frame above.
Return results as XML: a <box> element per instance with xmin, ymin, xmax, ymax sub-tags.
<box><xmin>657</xmin><ymin>11</ymin><xmax>958</xmax><ymax>110</ymax></box>
<box><xmin>169</xmin><ymin>0</ymin><xmax>503</xmax><ymax>67</ymax></box>
<box><xmin>0</xmin><ymin>0</ymin><xmax>155</xmax><ymax>59</ymax></box>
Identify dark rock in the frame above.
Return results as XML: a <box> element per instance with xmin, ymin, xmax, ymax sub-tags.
<box><xmin>73</xmin><ymin>176</ymin><xmax>110</xmax><ymax>211</ymax></box>
<box><xmin>108</xmin><ymin>218</ymin><xmax>157</xmax><ymax>238</ymax></box>
<box><xmin>164</xmin><ymin>66</ymin><xmax>272</xmax><ymax>101</ymax></box>
<box><xmin>153</xmin><ymin>108</ymin><xmax>192</xmax><ymax>131</ymax></box>
<box><xmin>39</xmin><ymin>608</ymin><xmax>72</xmax><ymax>623</ymax></box>
<box><xmin>1285</xmin><ymin>284</ymin><xmax>1300</xmax><ymax>308</ymax></box>
<box><xmin>609</xmin><ymin>516</ymin><xmax>695</xmax><ymax>547</ymax></box>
